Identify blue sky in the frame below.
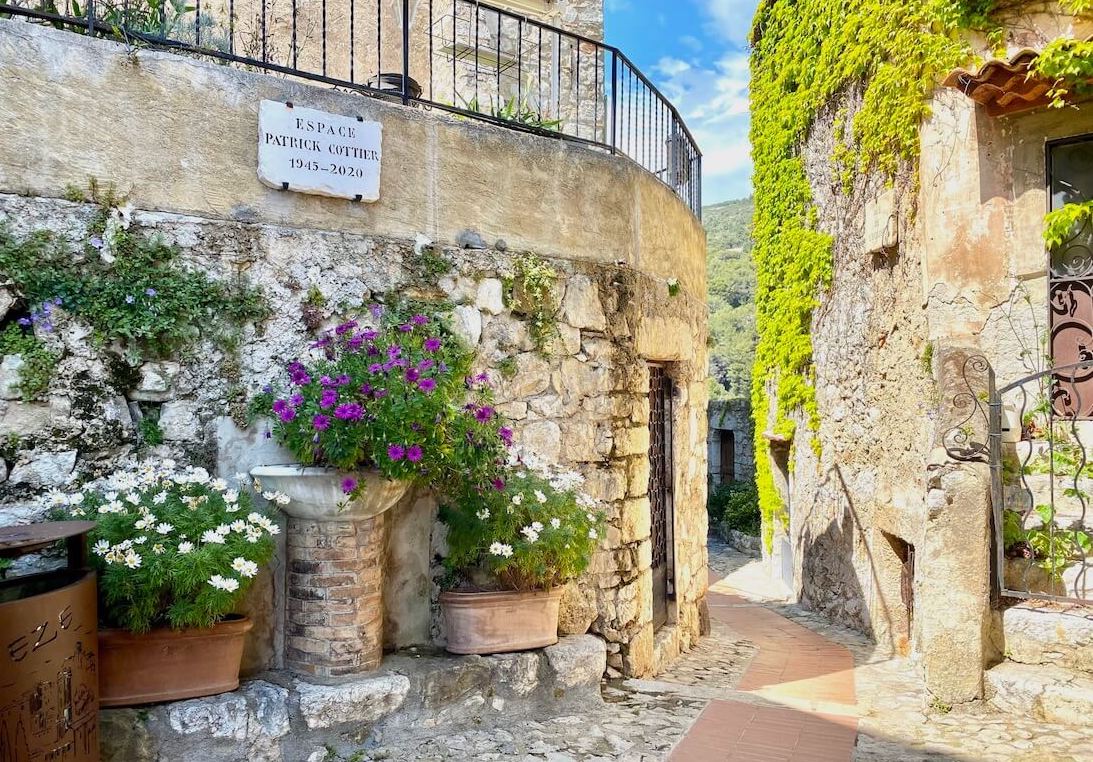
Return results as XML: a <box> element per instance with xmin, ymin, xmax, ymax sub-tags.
<box><xmin>604</xmin><ymin>0</ymin><xmax>756</xmax><ymax>204</ymax></box>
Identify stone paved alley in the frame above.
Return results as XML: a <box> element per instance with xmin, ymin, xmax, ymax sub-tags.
<box><xmin>343</xmin><ymin>541</ymin><xmax>1093</xmax><ymax>761</ymax></box>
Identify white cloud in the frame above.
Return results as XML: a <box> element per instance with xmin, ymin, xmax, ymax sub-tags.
<box><xmin>703</xmin><ymin>0</ymin><xmax>759</xmax><ymax>44</ymax></box>
<box><xmin>656</xmin><ymin>57</ymin><xmax>693</xmax><ymax>78</ymax></box>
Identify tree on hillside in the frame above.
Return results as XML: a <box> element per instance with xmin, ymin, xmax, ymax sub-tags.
<box><xmin>706</xmin><ymin>197</ymin><xmax>756</xmax><ymax>400</ymax></box>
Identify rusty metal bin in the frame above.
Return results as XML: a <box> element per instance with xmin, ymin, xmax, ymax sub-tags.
<box><xmin>0</xmin><ymin>521</ymin><xmax>99</xmax><ymax>762</ymax></box>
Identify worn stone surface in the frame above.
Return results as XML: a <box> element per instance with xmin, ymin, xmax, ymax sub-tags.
<box><xmin>0</xmin><ymin>19</ymin><xmax>709</xmax><ymax>683</ymax></box>
<box><xmin>296</xmin><ymin>674</ymin><xmax>411</xmax><ymax>729</ymax></box>
<box><xmin>0</xmin><ymin>353</ymin><xmax>24</xmax><ymax>400</ymax></box>
<box><xmin>8</xmin><ymin>449</ymin><xmax>77</xmax><ymax>487</ymax></box>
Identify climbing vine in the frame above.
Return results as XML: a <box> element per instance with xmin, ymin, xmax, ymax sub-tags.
<box><xmin>749</xmin><ymin>1</ymin><xmax>975</xmax><ymax>545</ymax></box>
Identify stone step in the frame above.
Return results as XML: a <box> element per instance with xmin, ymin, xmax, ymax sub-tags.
<box><xmin>100</xmin><ymin>635</ymin><xmax>607</xmax><ymax>762</ymax></box>
<box><xmin>996</xmin><ymin>604</ymin><xmax>1093</xmax><ymax>674</ymax></box>
<box><xmin>985</xmin><ymin>661</ymin><xmax>1093</xmax><ymax>726</ymax></box>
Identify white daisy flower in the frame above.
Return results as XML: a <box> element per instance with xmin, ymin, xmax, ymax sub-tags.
<box><xmin>153</xmin><ymin>491</ymin><xmax>168</xmax><ymax>505</ymax></box>
<box><xmin>511</xmin><ymin>493</ymin><xmax>523</xmax><ymax>506</ymax></box>
<box><xmin>223</xmin><ymin>490</ymin><xmax>239</xmax><ymax>504</ymax></box>
<box><xmin>488</xmin><ymin>542</ymin><xmax>514</xmax><ymax>558</ymax></box>
<box><xmin>520</xmin><ymin>526</ymin><xmax>540</xmax><ymax>543</ymax></box>
<box><xmin>550</xmin><ymin>518</ymin><xmax>561</xmax><ymax>529</ymax></box>
<box><xmin>231</xmin><ymin>557</ymin><xmax>259</xmax><ymax>578</ymax></box>
<box><xmin>91</xmin><ymin>539</ymin><xmax>110</xmax><ymax>556</ymax></box>
<box><xmin>133</xmin><ymin>536</ymin><xmax>148</xmax><ymax>545</ymax></box>
<box><xmin>534</xmin><ymin>490</ymin><xmax>548</xmax><ymax>504</ymax></box>
<box><xmin>210</xmin><ymin>478</ymin><xmax>228</xmax><ymax>492</ymax></box>
<box><xmin>201</xmin><ymin>530</ymin><xmax>226</xmax><ymax>545</ymax></box>
<box><xmin>178</xmin><ymin>541</ymin><xmax>195</xmax><ymax>554</ymax></box>
<box><xmin>588</xmin><ymin>528</ymin><xmax>598</xmax><ymax>540</ymax></box>
<box><xmin>476</xmin><ymin>508</ymin><xmax>490</xmax><ymax>520</ymax></box>
<box><xmin>125</xmin><ymin>492</ymin><xmax>141</xmax><ymax>504</ymax></box>
<box><xmin>155</xmin><ymin>522</ymin><xmax>173</xmax><ymax>535</ymax></box>
<box><xmin>123</xmin><ymin>550</ymin><xmax>142</xmax><ymax>569</ymax></box>
<box><xmin>68</xmin><ymin>492</ymin><xmax>85</xmax><ymax>505</ymax></box>
<box><xmin>152</xmin><ymin>543</ymin><xmax>166</xmax><ymax>555</ymax></box>
<box><xmin>230</xmin><ymin>520</ymin><xmax>246</xmax><ymax>533</ymax></box>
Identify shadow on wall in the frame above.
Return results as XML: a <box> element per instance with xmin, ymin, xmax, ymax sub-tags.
<box><xmin>797</xmin><ymin>464</ymin><xmax>911</xmax><ymax>654</ymax></box>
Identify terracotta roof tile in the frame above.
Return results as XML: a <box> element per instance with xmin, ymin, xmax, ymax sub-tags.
<box><xmin>943</xmin><ymin>49</ymin><xmax>1055</xmax><ymax>117</ymax></box>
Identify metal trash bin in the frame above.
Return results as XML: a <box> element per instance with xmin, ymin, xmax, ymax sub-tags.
<box><xmin>0</xmin><ymin>521</ymin><xmax>99</xmax><ymax>762</ymax></box>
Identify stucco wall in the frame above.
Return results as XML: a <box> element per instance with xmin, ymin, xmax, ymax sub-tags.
<box><xmin>0</xmin><ymin>19</ymin><xmax>706</xmax><ymax>678</ymax></box>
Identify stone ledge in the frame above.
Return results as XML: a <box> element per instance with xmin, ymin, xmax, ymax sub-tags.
<box><xmin>101</xmin><ymin>635</ymin><xmax>607</xmax><ymax>762</ymax></box>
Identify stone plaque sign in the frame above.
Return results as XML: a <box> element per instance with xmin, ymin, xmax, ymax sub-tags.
<box><xmin>257</xmin><ymin>100</ymin><xmax>382</xmax><ymax>201</ymax></box>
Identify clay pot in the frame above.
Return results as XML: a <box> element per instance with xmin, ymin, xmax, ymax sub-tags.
<box><xmin>98</xmin><ymin>616</ymin><xmax>252</xmax><ymax>706</ymax></box>
<box><xmin>440</xmin><ymin>588</ymin><xmax>563</xmax><ymax>655</ymax></box>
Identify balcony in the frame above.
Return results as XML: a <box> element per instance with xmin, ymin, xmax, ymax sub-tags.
<box><xmin>0</xmin><ymin>0</ymin><xmax>702</xmax><ymax>216</ymax></box>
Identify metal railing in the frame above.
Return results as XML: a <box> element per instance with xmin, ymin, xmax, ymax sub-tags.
<box><xmin>0</xmin><ymin>0</ymin><xmax>702</xmax><ymax>216</ymax></box>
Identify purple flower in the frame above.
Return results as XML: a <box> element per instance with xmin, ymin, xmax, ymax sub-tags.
<box><xmin>17</xmin><ymin>317</ymin><xmax>30</xmax><ymax>327</ymax></box>
<box><xmin>320</xmin><ymin>375</ymin><xmax>334</xmax><ymax>386</ymax></box>
<box><xmin>387</xmin><ymin>444</ymin><xmax>406</xmax><ymax>461</ymax></box>
<box><xmin>347</xmin><ymin>335</ymin><xmax>365</xmax><ymax>351</ymax></box>
<box><xmin>418</xmin><ymin>359</ymin><xmax>435</xmax><ymax>371</ymax></box>
<box><xmin>362</xmin><ymin>330</ymin><xmax>378</xmax><ymax>341</ymax></box>
<box><xmin>399</xmin><ymin>324</ymin><xmax>413</xmax><ymax>333</ymax></box>
<box><xmin>424</xmin><ymin>337</ymin><xmax>442</xmax><ymax>353</ymax></box>
<box><xmin>359</xmin><ymin>383</ymin><xmax>373</xmax><ymax>395</ymax></box>
<box><xmin>288</xmin><ymin>361</ymin><xmax>311</xmax><ymax>386</ymax></box>
<box><xmin>418</xmin><ymin>378</ymin><xmax>437</xmax><ymax>393</ymax></box>
<box><xmin>312</xmin><ymin>414</ymin><xmax>331</xmax><ymax>431</ymax></box>
<box><xmin>475</xmin><ymin>406</ymin><xmax>495</xmax><ymax>423</ymax></box>
<box><xmin>406</xmin><ymin>445</ymin><xmax>424</xmax><ymax>463</ymax></box>
<box><xmin>278</xmin><ymin>408</ymin><xmax>297</xmax><ymax>423</ymax></box>
<box><xmin>499</xmin><ymin>427</ymin><xmax>514</xmax><ymax>446</ymax></box>
<box><xmin>335</xmin><ymin>374</ymin><xmax>351</xmax><ymax>386</ymax></box>
<box><xmin>411</xmin><ymin>314</ymin><xmax>429</xmax><ymax>326</ymax></box>
<box><xmin>290</xmin><ymin>393</ymin><xmax>304</xmax><ymax>406</ymax></box>
<box><xmin>320</xmin><ymin>388</ymin><xmax>338</xmax><ymax>408</ymax></box>
<box><xmin>125</xmin><ymin>295</ymin><xmax>135</xmax><ymax>304</ymax></box>
<box><xmin>369</xmin><ymin>363</ymin><xmax>383</xmax><ymax>374</ymax></box>
<box><xmin>311</xmin><ymin>337</ymin><xmax>333</xmax><ymax>349</ymax></box>
<box><xmin>52</xmin><ymin>297</ymin><xmax>63</xmax><ymax>306</ymax></box>
<box><xmin>387</xmin><ymin>345</ymin><xmax>403</xmax><ymax>359</ymax></box>
<box><xmin>341</xmin><ymin>477</ymin><xmax>358</xmax><ymax>494</ymax></box>
<box><xmin>370</xmin><ymin>304</ymin><xmax>384</xmax><ymax>318</ymax></box>
<box><xmin>272</xmin><ymin>398</ymin><xmax>290</xmax><ymax>415</ymax></box>
<box><xmin>335</xmin><ymin>320</ymin><xmax>358</xmax><ymax>336</ymax></box>
<box><xmin>89</xmin><ymin>235</ymin><xmax>104</xmax><ymax>250</ymax></box>
<box><xmin>374</xmin><ymin>388</ymin><xmax>389</xmax><ymax>399</ymax></box>
<box><xmin>145</xmin><ymin>288</ymin><xmax>157</xmax><ymax>297</ymax></box>
<box><xmin>264</xmin><ymin>429</ymin><xmax>272</xmax><ymax>439</ymax></box>
<box><xmin>334</xmin><ymin>403</ymin><xmax>363</xmax><ymax>421</ymax></box>
<box><xmin>406</xmin><ymin>368</ymin><xmax>421</xmax><ymax>382</ymax></box>
<box><xmin>367</xmin><ymin>344</ymin><xmax>380</xmax><ymax>356</ymax></box>
<box><xmin>492</xmin><ymin>478</ymin><xmax>506</xmax><ymax>491</ymax></box>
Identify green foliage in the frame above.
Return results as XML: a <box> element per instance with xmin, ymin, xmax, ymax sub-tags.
<box><xmin>0</xmin><ymin>324</ymin><xmax>60</xmax><ymax>401</ymax></box>
<box><xmin>0</xmin><ymin>204</ymin><xmax>267</xmax><ymax>363</ymax></box>
<box><xmin>706</xmin><ymin>197</ymin><xmax>756</xmax><ymax>400</ymax></box>
<box><xmin>707</xmin><ymin>480</ymin><xmax>761</xmax><ymax>537</ymax></box>
<box><xmin>1003</xmin><ymin>507</ymin><xmax>1093</xmax><ymax>581</ymax></box>
<box><xmin>461</xmin><ymin>93</ymin><xmax>563</xmax><ymax>132</ymax></box>
<box><xmin>920</xmin><ymin>340</ymin><xmax>935</xmax><ymax>377</ymax></box>
<box><xmin>440</xmin><ymin>459</ymin><xmax>604</xmax><ymax>591</ymax></box>
<box><xmin>137</xmin><ymin>416</ymin><xmax>164</xmax><ymax>447</ymax></box>
<box><xmin>507</xmin><ymin>254</ymin><xmax>560</xmax><ymax>354</ymax></box>
<box><xmin>750</xmin><ymin>1</ymin><xmax>972</xmax><ymax>544</ymax></box>
<box><xmin>256</xmin><ymin>306</ymin><xmax>509</xmax><ymax>496</ymax></box>
<box><xmin>59</xmin><ymin>461</ymin><xmax>278</xmax><ymax>633</ymax></box>
<box><xmin>1033</xmin><ymin>37</ymin><xmax>1093</xmax><ymax>109</ymax></box>
<box><xmin>0</xmin><ymin>557</ymin><xmax>11</xmax><ymax>579</ymax></box>
<box><xmin>1044</xmin><ymin>199</ymin><xmax>1093</xmax><ymax>249</ymax></box>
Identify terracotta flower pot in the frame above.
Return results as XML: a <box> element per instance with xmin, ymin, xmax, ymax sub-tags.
<box><xmin>440</xmin><ymin>588</ymin><xmax>563</xmax><ymax>655</ymax></box>
<box><xmin>98</xmin><ymin>616</ymin><xmax>252</xmax><ymax>706</ymax></box>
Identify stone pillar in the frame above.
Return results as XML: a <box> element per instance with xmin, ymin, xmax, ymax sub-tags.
<box><xmin>286</xmin><ymin>512</ymin><xmax>387</xmax><ymax>676</ymax></box>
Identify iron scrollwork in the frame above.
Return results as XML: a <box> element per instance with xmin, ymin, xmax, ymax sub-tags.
<box><xmin>943</xmin><ymin>355</ymin><xmax>993</xmax><ymax>463</ymax></box>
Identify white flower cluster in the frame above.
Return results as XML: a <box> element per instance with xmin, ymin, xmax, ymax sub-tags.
<box><xmin>489</xmin><ymin>541</ymin><xmax>514</xmax><ymax>558</ymax></box>
<box><xmin>65</xmin><ymin>460</ymin><xmax>279</xmax><ymax>597</ymax></box>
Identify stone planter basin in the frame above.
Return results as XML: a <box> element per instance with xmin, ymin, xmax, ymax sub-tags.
<box><xmin>250</xmin><ymin>465</ymin><xmax>409</xmax><ymax>521</ymax></box>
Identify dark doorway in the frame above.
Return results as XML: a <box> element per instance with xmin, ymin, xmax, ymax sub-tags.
<box><xmin>719</xmin><ymin>430</ymin><xmax>736</xmax><ymax>483</ymax></box>
<box><xmin>648</xmin><ymin>365</ymin><xmax>675</xmax><ymax>631</ymax></box>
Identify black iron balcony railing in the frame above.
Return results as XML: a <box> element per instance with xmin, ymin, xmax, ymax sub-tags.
<box><xmin>0</xmin><ymin>0</ymin><xmax>702</xmax><ymax>216</ymax></box>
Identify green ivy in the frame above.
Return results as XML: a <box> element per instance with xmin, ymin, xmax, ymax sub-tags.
<box><xmin>0</xmin><ymin>324</ymin><xmax>60</xmax><ymax>401</ymax></box>
<box><xmin>506</xmin><ymin>254</ymin><xmax>560</xmax><ymax>355</ymax></box>
<box><xmin>749</xmin><ymin>1</ymin><xmax>973</xmax><ymax>545</ymax></box>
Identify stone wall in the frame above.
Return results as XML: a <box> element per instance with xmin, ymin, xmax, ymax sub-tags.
<box><xmin>761</xmin><ymin>4</ymin><xmax>1093</xmax><ymax>703</ymax></box>
<box><xmin>0</xmin><ymin>19</ymin><xmax>706</xmax><ymax>678</ymax></box>
<box><xmin>707</xmin><ymin>399</ymin><xmax>754</xmax><ymax>485</ymax></box>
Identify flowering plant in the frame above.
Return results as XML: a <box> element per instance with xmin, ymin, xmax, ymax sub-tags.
<box><xmin>57</xmin><ymin>460</ymin><xmax>280</xmax><ymax>633</ymax></box>
<box><xmin>255</xmin><ymin>305</ymin><xmax>511</xmax><ymax>496</ymax></box>
<box><xmin>440</xmin><ymin>452</ymin><xmax>605</xmax><ymax>591</ymax></box>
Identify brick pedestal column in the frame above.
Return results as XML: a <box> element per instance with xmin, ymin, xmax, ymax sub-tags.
<box><xmin>285</xmin><ymin>512</ymin><xmax>387</xmax><ymax>676</ymax></box>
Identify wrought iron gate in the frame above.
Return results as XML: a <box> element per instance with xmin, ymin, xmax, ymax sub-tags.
<box><xmin>648</xmin><ymin>365</ymin><xmax>675</xmax><ymax>630</ymax></box>
<box><xmin>947</xmin><ymin>357</ymin><xmax>1093</xmax><ymax>603</ymax></box>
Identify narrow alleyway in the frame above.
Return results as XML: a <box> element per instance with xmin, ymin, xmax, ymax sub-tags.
<box><xmin>347</xmin><ymin>541</ymin><xmax>1092</xmax><ymax>761</ymax></box>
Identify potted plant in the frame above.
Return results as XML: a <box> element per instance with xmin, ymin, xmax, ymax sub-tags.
<box><xmin>252</xmin><ymin>305</ymin><xmax>506</xmax><ymax>508</ymax></box>
<box><xmin>60</xmin><ymin>459</ymin><xmax>279</xmax><ymax>706</ymax></box>
<box><xmin>250</xmin><ymin>305</ymin><xmax>511</xmax><ymax>674</ymax></box>
<box><xmin>439</xmin><ymin>453</ymin><xmax>605</xmax><ymax>654</ymax></box>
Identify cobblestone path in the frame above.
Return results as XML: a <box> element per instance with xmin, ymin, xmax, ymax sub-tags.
<box><xmin>349</xmin><ymin>541</ymin><xmax>1092</xmax><ymax>761</ymax></box>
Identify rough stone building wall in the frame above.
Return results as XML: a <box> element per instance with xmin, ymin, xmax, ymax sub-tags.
<box><xmin>0</xmin><ymin>18</ymin><xmax>704</xmax><ymax>679</ymax></box>
<box><xmin>760</xmin><ymin>3</ymin><xmax>1093</xmax><ymax>703</ymax></box>
<box><xmin>707</xmin><ymin>399</ymin><xmax>754</xmax><ymax>485</ymax></box>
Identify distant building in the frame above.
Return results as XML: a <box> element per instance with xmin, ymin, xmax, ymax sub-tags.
<box><xmin>707</xmin><ymin>399</ymin><xmax>754</xmax><ymax>487</ymax></box>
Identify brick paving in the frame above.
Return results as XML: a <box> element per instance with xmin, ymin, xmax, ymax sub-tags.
<box><xmin>338</xmin><ymin>540</ymin><xmax>1093</xmax><ymax>761</ymax></box>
